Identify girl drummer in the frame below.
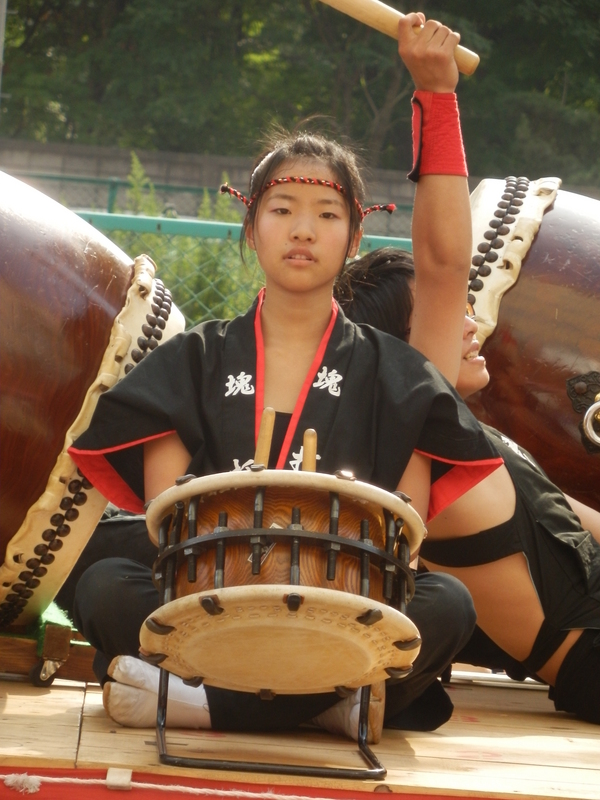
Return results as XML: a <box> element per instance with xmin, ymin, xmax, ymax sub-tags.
<box><xmin>338</xmin><ymin>245</ymin><xmax>600</xmax><ymax>724</ymax></box>
<box><xmin>69</xmin><ymin>13</ymin><xmax>500</xmax><ymax>739</ymax></box>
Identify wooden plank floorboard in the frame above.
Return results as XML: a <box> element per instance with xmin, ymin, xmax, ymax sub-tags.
<box><xmin>0</xmin><ymin>679</ymin><xmax>83</xmax><ymax>768</ymax></box>
<box><xmin>1</xmin><ymin>677</ymin><xmax>599</xmax><ymax>799</ymax></box>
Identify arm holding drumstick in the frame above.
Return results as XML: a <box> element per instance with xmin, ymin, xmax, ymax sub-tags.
<box><xmin>398</xmin><ymin>12</ymin><xmax>472</xmax><ymax>389</ymax></box>
<box><xmin>396</xmin><ymin>13</ymin><xmax>517</xmax><ymax>533</ymax></box>
<box><xmin>394</xmin><ymin>11</ymin><xmax>473</xmax><ymax>511</ymax></box>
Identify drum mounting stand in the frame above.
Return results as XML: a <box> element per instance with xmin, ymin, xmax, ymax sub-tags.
<box><xmin>154</xmin><ymin>668</ymin><xmax>386</xmax><ymax>779</ymax></box>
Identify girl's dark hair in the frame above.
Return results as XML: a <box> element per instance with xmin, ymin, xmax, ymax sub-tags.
<box><xmin>241</xmin><ymin>128</ymin><xmax>366</xmax><ymax>266</ymax></box>
<box><xmin>335</xmin><ymin>247</ymin><xmax>415</xmax><ymax>341</ymax></box>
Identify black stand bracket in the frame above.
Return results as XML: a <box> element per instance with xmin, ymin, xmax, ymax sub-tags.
<box><xmin>155</xmin><ymin>670</ymin><xmax>386</xmax><ymax>780</ymax></box>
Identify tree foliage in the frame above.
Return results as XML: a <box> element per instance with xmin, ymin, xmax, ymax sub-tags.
<box><xmin>3</xmin><ymin>0</ymin><xmax>600</xmax><ymax>181</ymax></box>
<box><xmin>113</xmin><ymin>153</ymin><xmax>258</xmax><ymax>326</ymax></box>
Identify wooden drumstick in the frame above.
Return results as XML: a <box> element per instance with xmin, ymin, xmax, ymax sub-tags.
<box><xmin>302</xmin><ymin>429</ymin><xmax>318</xmax><ymax>472</ymax></box>
<box><xmin>317</xmin><ymin>0</ymin><xmax>480</xmax><ymax>76</ymax></box>
<box><xmin>254</xmin><ymin>407</ymin><xmax>276</xmax><ymax>468</ymax></box>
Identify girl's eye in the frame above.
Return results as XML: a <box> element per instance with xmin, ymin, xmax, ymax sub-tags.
<box><xmin>320</xmin><ymin>212</ymin><xmax>338</xmax><ymax>219</ymax></box>
<box><xmin>274</xmin><ymin>207</ymin><xmax>291</xmax><ymax>214</ymax></box>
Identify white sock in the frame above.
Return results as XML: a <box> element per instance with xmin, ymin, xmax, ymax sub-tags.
<box><xmin>311</xmin><ymin>682</ymin><xmax>385</xmax><ymax>744</ymax></box>
<box><xmin>103</xmin><ymin>656</ymin><xmax>212</xmax><ymax>729</ymax></box>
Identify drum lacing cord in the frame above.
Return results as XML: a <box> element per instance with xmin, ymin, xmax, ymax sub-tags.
<box><xmin>2</xmin><ymin>770</ymin><xmax>346</xmax><ymax>799</ymax></box>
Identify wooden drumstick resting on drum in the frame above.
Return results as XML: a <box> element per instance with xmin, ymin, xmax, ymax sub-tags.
<box><xmin>302</xmin><ymin>429</ymin><xmax>318</xmax><ymax>472</ymax></box>
<box><xmin>254</xmin><ymin>407</ymin><xmax>276</xmax><ymax>468</ymax></box>
<box><xmin>317</xmin><ymin>0</ymin><xmax>480</xmax><ymax>76</ymax></box>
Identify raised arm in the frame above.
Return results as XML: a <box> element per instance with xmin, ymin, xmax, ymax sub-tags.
<box><xmin>398</xmin><ymin>13</ymin><xmax>472</xmax><ymax>386</ymax></box>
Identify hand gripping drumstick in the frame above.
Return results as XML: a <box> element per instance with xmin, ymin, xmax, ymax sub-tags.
<box><xmin>254</xmin><ymin>407</ymin><xmax>276</xmax><ymax>468</ymax></box>
<box><xmin>317</xmin><ymin>0</ymin><xmax>480</xmax><ymax>76</ymax></box>
<box><xmin>302</xmin><ymin>429</ymin><xmax>318</xmax><ymax>472</ymax></box>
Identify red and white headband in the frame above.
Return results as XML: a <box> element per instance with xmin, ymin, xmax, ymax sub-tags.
<box><xmin>220</xmin><ymin>176</ymin><xmax>395</xmax><ymax>220</ymax></box>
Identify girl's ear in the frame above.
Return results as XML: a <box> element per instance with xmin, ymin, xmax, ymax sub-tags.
<box><xmin>245</xmin><ymin>220</ymin><xmax>256</xmax><ymax>251</ymax></box>
<box><xmin>348</xmin><ymin>227</ymin><xmax>363</xmax><ymax>259</ymax></box>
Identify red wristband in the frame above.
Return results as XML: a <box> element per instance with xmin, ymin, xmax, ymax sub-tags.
<box><xmin>408</xmin><ymin>91</ymin><xmax>468</xmax><ymax>182</ymax></box>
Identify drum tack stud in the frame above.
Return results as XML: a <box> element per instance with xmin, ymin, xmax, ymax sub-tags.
<box><xmin>139</xmin><ymin>652</ymin><xmax>168</xmax><ymax>666</ymax></box>
<box><xmin>175</xmin><ymin>473</ymin><xmax>196</xmax><ymax>485</ymax></box>
<box><xmin>259</xmin><ymin>689</ymin><xmax>276</xmax><ymax>700</ymax></box>
<box><xmin>335</xmin><ymin>686</ymin><xmax>355</xmax><ymax>698</ymax></box>
<box><xmin>201</xmin><ymin>595</ymin><xmax>224</xmax><ymax>616</ymax></box>
<box><xmin>385</xmin><ymin>666</ymin><xmax>413</xmax><ymax>680</ymax></box>
<box><xmin>284</xmin><ymin>592</ymin><xmax>303</xmax><ymax>612</ymax></box>
<box><xmin>334</xmin><ymin>469</ymin><xmax>356</xmax><ymax>481</ymax></box>
<box><xmin>145</xmin><ymin>617</ymin><xmax>176</xmax><ymax>636</ymax></box>
<box><xmin>183</xmin><ymin>676</ymin><xmax>204</xmax><ymax>687</ymax></box>
<box><xmin>393</xmin><ymin>490</ymin><xmax>411</xmax><ymax>503</ymax></box>
<box><xmin>393</xmin><ymin>636</ymin><xmax>422</xmax><ymax>651</ymax></box>
<box><xmin>356</xmin><ymin>608</ymin><xmax>384</xmax><ymax>626</ymax></box>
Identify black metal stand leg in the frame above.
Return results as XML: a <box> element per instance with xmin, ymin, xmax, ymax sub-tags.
<box><xmin>357</xmin><ymin>684</ymin><xmax>386</xmax><ymax>775</ymax></box>
<box><xmin>155</xmin><ymin>670</ymin><xmax>386</xmax><ymax>780</ymax></box>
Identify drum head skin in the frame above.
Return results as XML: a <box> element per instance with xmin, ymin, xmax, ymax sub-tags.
<box><xmin>140</xmin><ymin>585</ymin><xmax>421</xmax><ymax>695</ymax></box>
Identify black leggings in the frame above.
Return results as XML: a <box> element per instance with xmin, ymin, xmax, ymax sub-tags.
<box><xmin>551</xmin><ymin>629</ymin><xmax>600</xmax><ymax>724</ymax></box>
<box><xmin>73</xmin><ymin>558</ymin><xmax>475</xmax><ymax>732</ymax></box>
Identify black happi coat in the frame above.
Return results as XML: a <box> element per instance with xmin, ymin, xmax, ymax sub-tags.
<box><xmin>69</xmin><ymin>296</ymin><xmax>502</xmax><ymax>516</ymax></box>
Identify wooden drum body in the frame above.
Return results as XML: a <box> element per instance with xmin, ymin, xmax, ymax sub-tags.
<box><xmin>141</xmin><ymin>470</ymin><xmax>425</xmax><ymax>695</ymax></box>
<box><xmin>0</xmin><ymin>171</ymin><xmax>185</xmax><ymax>628</ymax></box>
<box><xmin>466</xmin><ymin>178</ymin><xmax>600</xmax><ymax>511</ymax></box>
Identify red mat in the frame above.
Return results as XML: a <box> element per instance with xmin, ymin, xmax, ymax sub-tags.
<box><xmin>0</xmin><ymin>767</ymin><xmax>492</xmax><ymax>800</ymax></box>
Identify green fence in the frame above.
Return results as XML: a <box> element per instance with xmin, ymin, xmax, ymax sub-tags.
<box><xmin>9</xmin><ymin>171</ymin><xmax>216</xmax><ymax>216</ymax></box>
<box><xmin>77</xmin><ymin>212</ymin><xmax>412</xmax><ymax>329</ymax></box>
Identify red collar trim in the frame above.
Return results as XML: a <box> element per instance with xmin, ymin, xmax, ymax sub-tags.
<box><xmin>254</xmin><ymin>288</ymin><xmax>338</xmax><ymax>469</ymax></box>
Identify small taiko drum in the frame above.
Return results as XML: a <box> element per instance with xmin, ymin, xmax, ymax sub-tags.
<box><xmin>0</xmin><ymin>171</ymin><xmax>185</xmax><ymax>629</ymax></box>
<box><xmin>466</xmin><ymin>177</ymin><xmax>600</xmax><ymax>511</ymax></box>
<box><xmin>140</xmin><ymin>468</ymin><xmax>425</xmax><ymax>695</ymax></box>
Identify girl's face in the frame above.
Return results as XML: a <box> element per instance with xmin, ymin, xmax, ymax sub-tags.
<box><xmin>456</xmin><ymin>315</ymin><xmax>490</xmax><ymax>399</ymax></box>
<box><xmin>246</xmin><ymin>159</ymin><xmax>362</xmax><ymax>297</ymax></box>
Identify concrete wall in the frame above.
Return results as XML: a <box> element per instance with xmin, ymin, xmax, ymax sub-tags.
<box><xmin>0</xmin><ymin>137</ymin><xmax>415</xmax><ymax>236</ymax></box>
<box><xmin>2</xmin><ymin>137</ymin><xmax>598</xmax><ymax>235</ymax></box>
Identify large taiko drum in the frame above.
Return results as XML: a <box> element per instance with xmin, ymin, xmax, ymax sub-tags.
<box><xmin>466</xmin><ymin>177</ymin><xmax>600</xmax><ymax>511</ymax></box>
<box><xmin>139</xmin><ymin>469</ymin><xmax>425</xmax><ymax>695</ymax></box>
<box><xmin>0</xmin><ymin>171</ymin><xmax>185</xmax><ymax>629</ymax></box>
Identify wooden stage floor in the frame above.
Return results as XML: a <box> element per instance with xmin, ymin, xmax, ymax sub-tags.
<box><xmin>1</xmin><ymin>671</ymin><xmax>599</xmax><ymax>799</ymax></box>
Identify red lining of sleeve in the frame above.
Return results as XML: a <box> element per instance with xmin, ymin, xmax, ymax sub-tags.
<box><xmin>414</xmin><ymin>449</ymin><xmax>504</xmax><ymax>522</ymax></box>
<box><xmin>68</xmin><ymin>430</ymin><xmax>176</xmax><ymax>513</ymax></box>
